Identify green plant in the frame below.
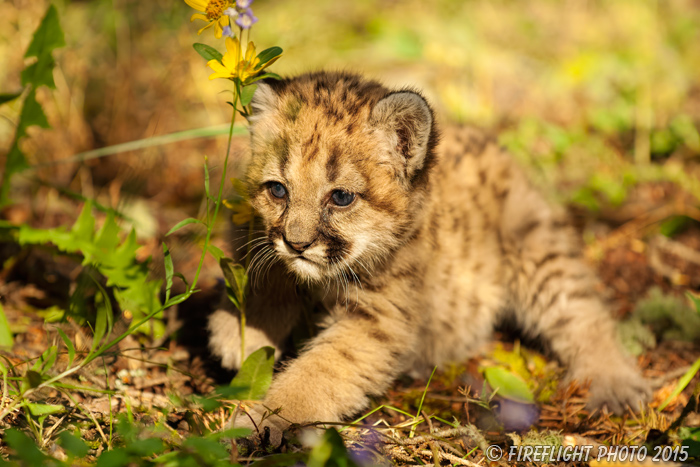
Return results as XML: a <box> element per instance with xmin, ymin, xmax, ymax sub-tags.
<box><xmin>0</xmin><ymin>5</ymin><xmax>64</xmax><ymax>206</ymax></box>
<box><xmin>1</xmin><ymin>201</ymin><xmax>164</xmax><ymax>337</ymax></box>
<box><xmin>0</xmin><ymin>3</ymin><xmax>282</xmax><ymax>463</ymax></box>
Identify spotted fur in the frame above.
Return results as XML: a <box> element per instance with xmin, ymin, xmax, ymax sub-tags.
<box><xmin>208</xmin><ymin>71</ymin><xmax>649</xmax><ymax>432</ymax></box>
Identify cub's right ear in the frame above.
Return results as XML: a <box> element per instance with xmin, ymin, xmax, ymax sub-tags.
<box><xmin>248</xmin><ymin>81</ymin><xmax>280</xmax><ymax>125</ymax></box>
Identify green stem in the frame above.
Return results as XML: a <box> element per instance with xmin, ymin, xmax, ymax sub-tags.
<box><xmin>188</xmin><ymin>88</ymin><xmax>238</xmax><ymax>293</ymax></box>
<box><xmin>240</xmin><ymin>305</ymin><xmax>246</xmax><ymax>365</ymax></box>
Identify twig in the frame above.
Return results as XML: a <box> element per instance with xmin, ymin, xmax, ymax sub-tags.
<box><xmin>395</xmin><ymin>426</ymin><xmax>484</xmax><ymax>446</ymax></box>
<box><xmin>421</xmin><ymin>410</ymin><xmax>434</xmax><ymax>434</ymax></box>
<box><xmin>419</xmin><ymin>449</ymin><xmax>481</xmax><ymax>467</ymax></box>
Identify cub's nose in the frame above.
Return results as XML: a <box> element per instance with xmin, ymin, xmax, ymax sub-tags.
<box><xmin>284</xmin><ymin>237</ymin><xmax>315</xmax><ymax>253</ymax></box>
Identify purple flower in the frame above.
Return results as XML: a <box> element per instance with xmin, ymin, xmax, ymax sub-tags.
<box><xmin>224</xmin><ymin>7</ymin><xmax>239</xmax><ymax>20</ymax></box>
<box><xmin>235</xmin><ymin>8</ymin><xmax>258</xmax><ymax>29</ymax></box>
<box><xmin>222</xmin><ymin>25</ymin><xmax>234</xmax><ymax>38</ymax></box>
<box><xmin>236</xmin><ymin>0</ymin><xmax>253</xmax><ymax>9</ymax></box>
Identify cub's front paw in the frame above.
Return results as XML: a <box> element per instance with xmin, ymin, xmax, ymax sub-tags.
<box><xmin>572</xmin><ymin>363</ymin><xmax>651</xmax><ymax>414</ymax></box>
<box><xmin>208</xmin><ymin>309</ymin><xmax>280</xmax><ymax>370</ymax></box>
<box><xmin>233</xmin><ymin>403</ymin><xmax>290</xmax><ymax>447</ymax></box>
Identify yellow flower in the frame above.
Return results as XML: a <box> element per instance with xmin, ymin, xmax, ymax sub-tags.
<box><xmin>207</xmin><ymin>37</ymin><xmax>281</xmax><ymax>83</ymax></box>
<box><xmin>184</xmin><ymin>0</ymin><xmax>232</xmax><ymax>38</ymax></box>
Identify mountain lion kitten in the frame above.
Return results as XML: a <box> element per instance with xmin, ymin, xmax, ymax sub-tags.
<box><xmin>209</xmin><ymin>71</ymin><xmax>649</xmax><ymax>436</ymax></box>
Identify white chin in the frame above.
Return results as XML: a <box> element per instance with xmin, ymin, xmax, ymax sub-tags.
<box><xmin>289</xmin><ymin>258</ymin><xmax>324</xmax><ymax>282</ymax></box>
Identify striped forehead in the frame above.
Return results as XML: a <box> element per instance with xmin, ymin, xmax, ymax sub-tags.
<box><xmin>282</xmin><ymin>128</ymin><xmax>368</xmax><ymax>197</ymax></box>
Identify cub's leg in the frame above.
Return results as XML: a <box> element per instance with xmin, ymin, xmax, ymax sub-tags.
<box><xmin>500</xmin><ymin>175</ymin><xmax>649</xmax><ymax>413</ymax></box>
<box><xmin>249</xmin><ymin>293</ymin><xmax>418</xmax><ymax>433</ymax></box>
<box><xmin>209</xmin><ymin>264</ymin><xmax>304</xmax><ymax>369</ymax></box>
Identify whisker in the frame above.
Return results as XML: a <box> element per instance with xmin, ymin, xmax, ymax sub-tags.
<box><xmin>229</xmin><ymin>229</ymin><xmax>267</xmax><ymax>242</ymax></box>
<box><xmin>247</xmin><ymin>245</ymin><xmax>271</xmax><ymax>283</ymax></box>
<box><xmin>342</xmin><ymin>258</ymin><xmax>362</xmax><ymax>311</ymax></box>
<box><xmin>237</xmin><ymin>236</ymin><xmax>271</xmax><ymax>252</ymax></box>
<box><xmin>258</xmin><ymin>249</ymin><xmax>279</xmax><ymax>287</ymax></box>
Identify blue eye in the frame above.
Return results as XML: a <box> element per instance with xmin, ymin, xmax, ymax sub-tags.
<box><xmin>331</xmin><ymin>190</ymin><xmax>355</xmax><ymax>207</ymax></box>
<box><xmin>269</xmin><ymin>182</ymin><xmax>287</xmax><ymax>199</ymax></box>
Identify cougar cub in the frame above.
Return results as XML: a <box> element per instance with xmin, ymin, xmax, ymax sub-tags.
<box><xmin>209</xmin><ymin>71</ymin><xmax>649</xmax><ymax>434</ymax></box>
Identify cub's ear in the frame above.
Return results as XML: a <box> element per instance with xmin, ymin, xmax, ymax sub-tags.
<box><xmin>370</xmin><ymin>91</ymin><xmax>434</xmax><ymax>182</ymax></box>
<box><xmin>248</xmin><ymin>81</ymin><xmax>280</xmax><ymax>125</ymax></box>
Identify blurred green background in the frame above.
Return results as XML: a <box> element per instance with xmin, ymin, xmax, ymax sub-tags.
<box><xmin>1</xmin><ymin>0</ymin><xmax>699</xmax><ymax>216</ymax></box>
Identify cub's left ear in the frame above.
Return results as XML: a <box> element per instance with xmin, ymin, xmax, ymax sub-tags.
<box><xmin>370</xmin><ymin>91</ymin><xmax>434</xmax><ymax>181</ymax></box>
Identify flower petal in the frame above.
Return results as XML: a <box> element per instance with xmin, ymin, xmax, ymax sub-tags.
<box><xmin>197</xmin><ymin>21</ymin><xmax>215</xmax><ymax>35</ymax></box>
<box><xmin>225</xmin><ymin>37</ymin><xmax>240</xmax><ymax>55</ymax></box>
<box><xmin>215</xmin><ymin>19</ymin><xmax>228</xmax><ymax>39</ymax></box>
<box><xmin>184</xmin><ymin>0</ymin><xmax>208</xmax><ymax>10</ymax></box>
<box><xmin>245</xmin><ymin>41</ymin><xmax>256</xmax><ymax>62</ymax></box>
<box><xmin>207</xmin><ymin>60</ymin><xmax>229</xmax><ymax>73</ymax></box>
<box><xmin>209</xmin><ymin>71</ymin><xmax>232</xmax><ymax>80</ymax></box>
<box><xmin>190</xmin><ymin>13</ymin><xmax>209</xmax><ymax>22</ymax></box>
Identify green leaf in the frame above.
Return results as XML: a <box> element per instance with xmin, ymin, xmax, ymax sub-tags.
<box><xmin>204</xmin><ymin>159</ymin><xmax>210</xmax><ymax>196</ymax></box>
<box><xmin>214</xmin><ymin>384</ymin><xmax>251</xmax><ymax>400</ymax></box>
<box><xmin>193</xmin><ymin>394</ymin><xmax>223</xmax><ymax>412</ymax></box>
<box><xmin>166</xmin><ymin>217</ymin><xmax>204</xmax><ymax>236</ymax></box>
<box><xmin>19</xmin><ymin>89</ymin><xmax>50</xmax><ymax>130</ymax></box>
<box><xmin>3</xmin><ymin>429</ymin><xmax>49</xmax><ymax>465</ymax></box>
<box><xmin>37</xmin><ymin>345</ymin><xmax>58</xmax><ymax>373</ymax></box>
<box><xmin>193</xmin><ymin>43</ymin><xmax>223</xmax><ymax>62</ymax></box>
<box><xmin>0</xmin><ymin>302</ymin><xmax>13</xmax><ymax>348</ymax></box>
<box><xmin>96</xmin><ymin>448</ymin><xmax>130</xmax><ymax>467</ymax></box>
<box><xmin>220</xmin><ymin>257</ymin><xmax>248</xmax><ymax>310</ymax></box>
<box><xmin>21</xmin><ymin>4</ymin><xmax>65</xmax><ymax>90</ymax></box>
<box><xmin>0</xmin><ymin>92</ymin><xmax>22</xmax><ymax>106</ymax></box>
<box><xmin>658</xmin><ymin>355</ymin><xmax>700</xmax><ymax>411</ymax></box>
<box><xmin>31</xmin><ymin>345</ymin><xmax>58</xmax><ymax>373</ymax></box>
<box><xmin>95</xmin><ymin>214</ymin><xmax>121</xmax><ymax>253</ymax></box>
<box><xmin>240</xmin><ymin>84</ymin><xmax>258</xmax><ymax>106</ymax></box>
<box><xmin>688</xmin><ymin>292</ymin><xmax>700</xmax><ymax>314</ymax></box>
<box><xmin>24</xmin><ymin>5</ymin><xmax>66</xmax><ymax>59</ymax></box>
<box><xmin>255</xmin><ymin>47</ymin><xmax>283</xmax><ymax>67</ymax></box>
<box><xmin>127</xmin><ymin>438</ymin><xmax>166</xmax><ymax>456</ymax></box>
<box><xmin>249</xmin><ymin>453</ymin><xmax>308</xmax><ymax>467</ymax></box>
<box><xmin>21</xmin><ymin>56</ymin><xmax>57</xmax><ymax>89</ymax></box>
<box><xmin>207</xmin><ymin>244</ymin><xmax>225</xmax><ymax>261</ymax></box>
<box><xmin>163</xmin><ymin>242</ymin><xmax>174</xmax><ymax>303</ymax></box>
<box><xmin>173</xmin><ymin>272</ymin><xmax>189</xmax><ymax>290</ymax></box>
<box><xmin>56</xmin><ymin>328</ymin><xmax>75</xmax><ymax>367</ymax></box>
<box><xmin>71</xmin><ymin>202</ymin><xmax>95</xmax><ymax>243</ymax></box>
<box><xmin>58</xmin><ymin>432</ymin><xmax>89</xmax><ymax>458</ymax></box>
<box><xmin>182</xmin><ymin>436</ymin><xmax>229</xmax><ymax>463</ymax></box>
<box><xmin>230</xmin><ymin>346</ymin><xmax>274</xmax><ymax>400</ymax></box>
<box><xmin>308</xmin><ymin>428</ymin><xmax>358</xmax><ymax>467</ymax></box>
<box><xmin>248</xmin><ymin>72</ymin><xmax>282</xmax><ymax>84</ymax></box>
<box><xmin>91</xmin><ymin>279</ymin><xmax>112</xmax><ymax>352</ymax></box>
<box><xmin>24</xmin><ymin>370</ymin><xmax>43</xmax><ymax>389</ymax></box>
<box><xmin>25</xmin><ymin>402</ymin><xmax>64</xmax><ymax>417</ymax></box>
<box><xmin>1</xmin><ymin>77</ymin><xmax>52</xmax><ymax>205</ymax></box>
<box><xmin>483</xmin><ymin>366</ymin><xmax>535</xmax><ymax>404</ymax></box>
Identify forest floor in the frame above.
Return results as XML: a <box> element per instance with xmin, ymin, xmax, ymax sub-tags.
<box><xmin>1</xmin><ymin>141</ymin><xmax>700</xmax><ymax>465</ymax></box>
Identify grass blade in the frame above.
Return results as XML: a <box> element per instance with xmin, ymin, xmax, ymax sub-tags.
<box><xmin>0</xmin><ymin>302</ymin><xmax>13</xmax><ymax>348</ymax></box>
<box><xmin>166</xmin><ymin>218</ymin><xmax>204</xmax><ymax>236</ymax></box>
<box><xmin>162</xmin><ymin>242</ymin><xmax>174</xmax><ymax>303</ymax></box>
<box><xmin>31</xmin><ymin>124</ymin><xmax>247</xmax><ymax>168</ymax></box>
<box><xmin>56</xmin><ymin>328</ymin><xmax>75</xmax><ymax>367</ymax></box>
<box><xmin>659</xmin><ymin>356</ymin><xmax>700</xmax><ymax>411</ymax></box>
<box><xmin>410</xmin><ymin>366</ymin><xmax>437</xmax><ymax>438</ymax></box>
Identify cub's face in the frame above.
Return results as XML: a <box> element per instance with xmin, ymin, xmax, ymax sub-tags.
<box><xmin>245</xmin><ymin>73</ymin><xmax>435</xmax><ymax>283</ymax></box>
